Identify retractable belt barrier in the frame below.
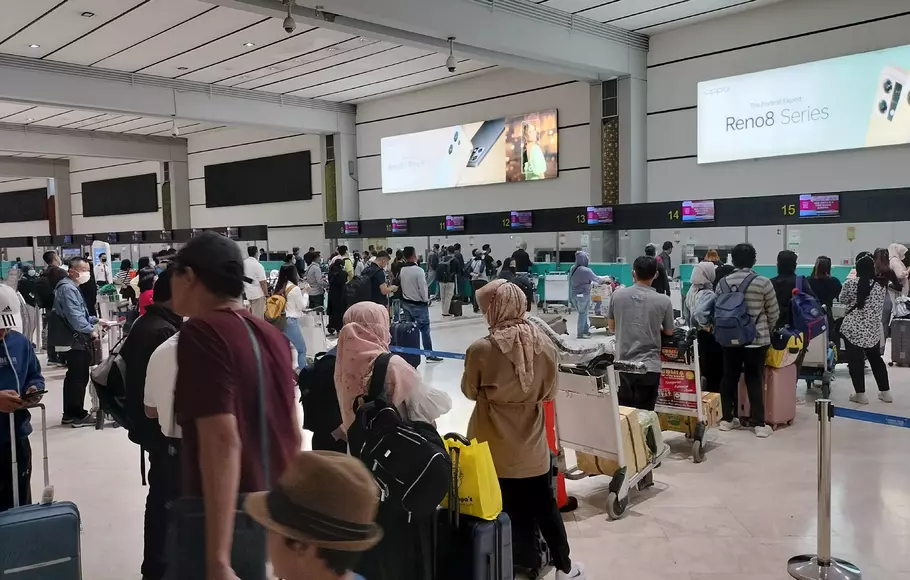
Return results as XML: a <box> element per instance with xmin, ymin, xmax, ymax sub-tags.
<box><xmin>833</xmin><ymin>406</ymin><xmax>910</xmax><ymax>429</ymax></box>
<box><xmin>389</xmin><ymin>346</ymin><xmax>466</xmax><ymax>361</ymax></box>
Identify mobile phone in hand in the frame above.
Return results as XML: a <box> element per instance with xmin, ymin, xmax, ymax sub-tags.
<box><xmin>23</xmin><ymin>389</ymin><xmax>48</xmax><ymax>404</ymax></box>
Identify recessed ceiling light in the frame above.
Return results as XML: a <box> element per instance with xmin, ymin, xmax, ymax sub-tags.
<box><xmin>25</xmin><ymin>118</ymin><xmax>34</xmax><ymax>122</ymax></box>
<box><xmin>358</xmin><ymin>37</ymin><xmax>370</xmax><ymax>42</ymax></box>
<box><xmin>177</xmin><ymin>66</ymin><xmax>188</xmax><ymax>71</ymax></box>
<box><xmin>81</xmin><ymin>11</ymin><xmax>94</xmax><ymax>17</ymax></box>
<box><xmin>326</xmin><ymin>47</ymin><xmax>338</xmax><ymax>52</ymax></box>
<box><xmin>28</xmin><ymin>44</ymin><xmax>40</xmax><ymax>49</ymax></box>
<box><xmin>243</xmin><ymin>42</ymin><xmax>255</xmax><ymax>47</ymax></box>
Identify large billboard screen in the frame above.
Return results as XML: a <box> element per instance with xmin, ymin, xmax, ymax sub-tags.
<box><xmin>380</xmin><ymin>110</ymin><xmax>558</xmax><ymax>193</ymax></box>
<box><xmin>698</xmin><ymin>44</ymin><xmax>910</xmax><ymax>164</ymax></box>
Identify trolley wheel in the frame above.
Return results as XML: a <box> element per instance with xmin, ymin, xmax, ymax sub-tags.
<box><xmin>606</xmin><ymin>492</ymin><xmax>628</xmax><ymax>520</ymax></box>
<box><xmin>821</xmin><ymin>382</ymin><xmax>831</xmax><ymax>399</ymax></box>
<box><xmin>692</xmin><ymin>440</ymin><xmax>706</xmax><ymax>463</ymax></box>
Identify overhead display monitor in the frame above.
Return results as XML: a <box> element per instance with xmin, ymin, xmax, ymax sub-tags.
<box><xmin>799</xmin><ymin>193</ymin><xmax>840</xmax><ymax>218</ymax></box>
<box><xmin>391</xmin><ymin>218</ymin><xmax>408</xmax><ymax>234</ymax></box>
<box><xmin>62</xmin><ymin>235</ymin><xmax>73</xmax><ymax>244</ymax></box>
<box><xmin>159</xmin><ymin>230</ymin><xmax>173</xmax><ymax>242</ymax></box>
<box><xmin>381</xmin><ymin>110</ymin><xmax>558</xmax><ymax>194</ymax></box>
<box><xmin>343</xmin><ymin>221</ymin><xmax>360</xmax><ymax>235</ymax></box>
<box><xmin>698</xmin><ymin>43</ymin><xmax>910</xmax><ymax>163</ymax></box>
<box><xmin>586</xmin><ymin>206</ymin><xmax>614</xmax><ymax>225</ymax></box>
<box><xmin>682</xmin><ymin>200</ymin><xmax>715</xmax><ymax>223</ymax></box>
<box><xmin>225</xmin><ymin>227</ymin><xmax>240</xmax><ymax>240</ymax></box>
<box><xmin>61</xmin><ymin>247</ymin><xmax>81</xmax><ymax>260</ymax></box>
<box><xmin>510</xmin><ymin>211</ymin><xmax>533</xmax><ymax>229</ymax></box>
<box><xmin>131</xmin><ymin>231</ymin><xmax>145</xmax><ymax>242</ymax></box>
<box><xmin>446</xmin><ymin>215</ymin><xmax>465</xmax><ymax>232</ymax></box>
<box><xmin>107</xmin><ymin>233</ymin><xmax>119</xmax><ymax>243</ymax></box>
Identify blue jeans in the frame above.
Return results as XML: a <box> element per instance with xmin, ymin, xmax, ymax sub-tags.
<box><xmin>284</xmin><ymin>317</ymin><xmax>307</xmax><ymax>369</ymax></box>
<box><xmin>401</xmin><ymin>302</ymin><xmax>433</xmax><ymax>351</ymax></box>
<box><xmin>573</xmin><ymin>294</ymin><xmax>592</xmax><ymax>338</ymax></box>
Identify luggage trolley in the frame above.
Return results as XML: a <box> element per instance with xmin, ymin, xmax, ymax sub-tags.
<box><xmin>555</xmin><ymin>358</ymin><xmax>670</xmax><ymax>520</ymax></box>
<box><xmin>800</xmin><ymin>326</ymin><xmax>835</xmax><ymax>399</ymax></box>
<box><xmin>656</xmin><ymin>332</ymin><xmax>714</xmax><ymax>463</ymax></box>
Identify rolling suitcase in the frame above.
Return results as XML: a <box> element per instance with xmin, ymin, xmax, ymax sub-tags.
<box><xmin>891</xmin><ymin>319</ymin><xmax>910</xmax><ymax>367</ymax></box>
<box><xmin>391</xmin><ymin>306</ymin><xmax>422</xmax><ymax>368</ymax></box>
<box><xmin>0</xmin><ymin>403</ymin><xmax>82</xmax><ymax>578</ymax></box>
<box><xmin>738</xmin><ymin>365</ymin><xmax>797</xmax><ymax>428</ymax></box>
<box><xmin>449</xmin><ymin>299</ymin><xmax>464</xmax><ymax>318</ymax></box>
<box><xmin>435</xmin><ymin>442</ymin><xmax>513</xmax><ymax>580</ymax></box>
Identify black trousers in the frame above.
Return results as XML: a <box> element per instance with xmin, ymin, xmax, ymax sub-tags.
<box><xmin>469</xmin><ymin>280</ymin><xmax>487</xmax><ymax>312</ymax></box>
<box><xmin>721</xmin><ymin>346</ymin><xmax>768</xmax><ymax>426</ymax></box>
<box><xmin>143</xmin><ymin>445</ymin><xmax>182</xmax><ymax>580</ymax></box>
<box><xmin>62</xmin><ymin>349</ymin><xmax>90</xmax><ymax>420</ymax></box>
<box><xmin>697</xmin><ymin>330</ymin><xmax>724</xmax><ymax>393</ymax></box>
<box><xmin>618</xmin><ymin>372</ymin><xmax>661</xmax><ymax>411</ymax></box>
<box><xmin>499</xmin><ymin>473</ymin><xmax>572</xmax><ymax>574</ymax></box>
<box><xmin>0</xmin><ymin>437</ymin><xmax>32</xmax><ymax>512</ymax></box>
<box><xmin>842</xmin><ymin>337</ymin><xmax>890</xmax><ymax>394</ymax></box>
<box><xmin>311</xmin><ymin>431</ymin><xmax>347</xmax><ymax>453</ymax></box>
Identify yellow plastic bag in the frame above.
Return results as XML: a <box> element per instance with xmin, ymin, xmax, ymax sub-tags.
<box><xmin>441</xmin><ymin>435</ymin><xmax>502</xmax><ymax>521</ymax></box>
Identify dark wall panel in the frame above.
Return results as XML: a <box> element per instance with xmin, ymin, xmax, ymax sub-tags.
<box><xmin>82</xmin><ymin>173</ymin><xmax>159</xmax><ymax>217</ymax></box>
<box><xmin>0</xmin><ymin>188</ymin><xmax>49</xmax><ymax>223</ymax></box>
<box><xmin>204</xmin><ymin>151</ymin><xmax>312</xmax><ymax>208</ymax></box>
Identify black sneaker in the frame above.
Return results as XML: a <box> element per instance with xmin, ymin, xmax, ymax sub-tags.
<box><xmin>427</xmin><ymin>356</ymin><xmax>443</xmax><ymax>362</ymax></box>
<box><xmin>71</xmin><ymin>415</ymin><xmax>96</xmax><ymax>429</ymax></box>
<box><xmin>61</xmin><ymin>416</ymin><xmax>75</xmax><ymax>425</ymax></box>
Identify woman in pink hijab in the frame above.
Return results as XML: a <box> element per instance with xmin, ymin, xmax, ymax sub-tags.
<box><xmin>463</xmin><ymin>279</ymin><xmax>586</xmax><ymax>580</ymax></box>
<box><xmin>334</xmin><ymin>302</ymin><xmax>449</xmax><ymax>432</ymax></box>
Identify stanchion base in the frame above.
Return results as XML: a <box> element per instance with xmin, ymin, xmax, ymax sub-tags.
<box><xmin>788</xmin><ymin>555</ymin><xmax>862</xmax><ymax>580</ymax></box>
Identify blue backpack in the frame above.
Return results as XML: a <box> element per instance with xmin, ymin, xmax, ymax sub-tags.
<box><xmin>714</xmin><ymin>273</ymin><xmax>757</xmax><ymax>347</ymax></box>
<box><xmin>791</xmin><ymin>276</ymin><xmax>827</xmax><ymax>340</ymax></box>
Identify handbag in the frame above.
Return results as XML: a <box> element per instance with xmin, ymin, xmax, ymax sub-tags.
<box><xmin>165</xmin><ymin>315</ymin><xmax>270</xmax><ymax>580</ymax></box>
<box><xmin>440</xmin><ymin>433</ymin><xmax>502</xmax><ymax>521</ymax></box>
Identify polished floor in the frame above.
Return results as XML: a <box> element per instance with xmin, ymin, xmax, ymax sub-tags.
<box><xmin>24</xmin><ymin>304</ymin><xmax>910</xmax><ymax>579</ymax></box>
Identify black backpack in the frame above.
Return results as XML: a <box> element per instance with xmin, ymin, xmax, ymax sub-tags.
<box><xmin>345</xmin><ymin>272</ymin><xmax>374</xmax><ymax>307</ymax></box>
<box><xmin>34</xmin><ymin>275</ymin><xmax>55</xmax><ymax>309</ymax></box>
<box><xmin>89</xmin><ymin>337</ymin><xmax>133</xmax><ymax>431</ymax></box>
<box><xmin>347</xmin><ymin>353</ymin><xmax>451</xmax><ymax>518</ymax></box>
<box><xmin>298</xmin><ymin>351</ymin><xmax>343</xmax><ymax>435</ymax></box>
<box><xmin>436</xmin><ymin>257</ymin><xmax>454</xmax><ymax>283</ymax></box>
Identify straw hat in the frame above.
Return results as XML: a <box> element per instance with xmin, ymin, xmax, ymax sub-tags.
<box><xmin>244</xmin><ymin>451</ymin><xmax>382</xmax><ymax>551</ymax></box>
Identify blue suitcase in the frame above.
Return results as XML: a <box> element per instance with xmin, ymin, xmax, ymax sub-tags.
<box><xmin>0</xmin><ymin>403</ymin><xmax>82</xmax><ymax>578</ymax></box>
<box><xmin>391</xmin><ymin>320</ymin><xmax>421</xmax><ymax>368</ymax></box>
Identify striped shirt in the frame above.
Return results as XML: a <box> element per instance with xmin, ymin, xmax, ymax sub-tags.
<box><xmin>719</xmin><ymin>268</ymin><xmax>780</xmax><ymax>346</ymax></box>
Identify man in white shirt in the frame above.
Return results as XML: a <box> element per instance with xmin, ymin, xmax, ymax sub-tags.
<box><xmin>94</xmin><ymin>252</ymin><xmax>112</xmax><ymax>284</ymax></box>
<box><xmin>144</xmin><ymin>333</ymin><xmax>181</xmax><ymax>439</ymax></box>
<box><xmin>243</xmin><ymin>246</ymin><xmax>268</xmax><ymax>318</ymax></box>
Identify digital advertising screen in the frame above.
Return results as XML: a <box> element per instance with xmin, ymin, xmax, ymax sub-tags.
<box><xmin>510</xmin><ymin>211</ymin><xmax>533</xmax><ymax>229</ymax></box>
<box><xmin>380</xmin><ymin>109</ymin><xmax>558</xmax><ymax>194</ymax></box>
<box><xmin>446</xmin><ymin>215</ymin><xmax>465</xmax><ymax>232</ymax></box>
<box><xmin>586</xmin><ymin>206</ymin><xmax>614</xmax><ymax>225</ymax></box>
<box><xmin>682</xmin><ymin>200</ymin><xmax>715</xmax><ymax>222</ymax></box>
<box><xmin>343</xmin><ymin>221</ymin><xmax>360</xmax><ymax>235</ymax></box>
<box><xmin>799</xmin><ymin>194</ymin><xmax>840</xmax><ymax>218</ymax></box>
<box><xmin>391</xmin><ymin>218</ymin><xmax>408</xmax><ymax>234</ymax></box>
<box><xmin>698</xmin><ymin>43</ymin><xmax>910</xmax><ymax>163</ymax></box>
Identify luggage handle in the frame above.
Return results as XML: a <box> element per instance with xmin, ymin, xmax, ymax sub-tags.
<box><xmin>443</xmin><ymin>432</ymin><xmax>470</xmax><ymax>445</ymax></box>
<box><xmin>10</xmin><ymin>402</ymin><xmax>49</xmax><ymax>509</ymax></box>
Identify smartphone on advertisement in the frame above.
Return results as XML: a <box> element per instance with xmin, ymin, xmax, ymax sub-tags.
<box><xmin>434</xmin><ymin>125</ymin><xmax>473</xmax><ymax>189</ymax></box>
<box><xmin>866</xmin><ymin>66</ymin><xmax>910</xmax><ymax>147</ymax></box>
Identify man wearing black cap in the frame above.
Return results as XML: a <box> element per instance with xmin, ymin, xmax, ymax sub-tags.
<box><xmin>168</xmin><ymin>232</ymin><xmax>301</xmax><ymax>579</ymax></box>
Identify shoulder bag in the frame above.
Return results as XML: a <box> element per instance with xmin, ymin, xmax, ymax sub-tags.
<box><xmin>165</xmin><ymin>315</ymin><xmax>270</xmax><ymax>580</ymax></box>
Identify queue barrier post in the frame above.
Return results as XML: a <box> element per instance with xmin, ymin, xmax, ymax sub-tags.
<box><xmin>787</xmin><ymin>399</ymin><xmax>861</xmax><ymax>580</ymax></box>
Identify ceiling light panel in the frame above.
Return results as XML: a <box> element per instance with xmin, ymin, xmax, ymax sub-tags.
<box><xmin>341</xmin><ymin>61</ymin><xmax>495</xmax><ymax>103</ymax></box>
<box><xmin>292</xmin><ymin>53</ymin><xmax>453</xmax><ymax>99</ymax></box>
<box><xmin>0</xmin><ymin>106</ymin><xmax>71</xmax><ymax>124</ymax></box>
<box><xmin>46</xmin><ymin>0</ymin><xmax>212</xmax><ymax>66</ymax></box>
<box><xmin>0</xmin><ymin>0</ymin><xmax>147</xmax><ymax>57</ymax></box>
<box><xmin>0</xmin><ymin>0</ymin><xmax>64</xmax><ymax>46</ymax></box>
<box><xmin>252</xmin><ymin>45</ymin><xmax>431</xmax><ymax>94</ymax></box>
<box><xmin>140</xmin><ymin>17</ymin><xmax>306</xmax><ymax>78</ymax></box>
<box><xmin>223</xmin><ymin>38</ymin><xmax>393</xmax><ymax>89</ymax></box>
<box><xmin>181</xmin><ymin>27</ymin><xmax>353</xmax><ymax>84</ymax></box>
<box><xmin>92</xmin><ymin>6</ymin><xmax>261</xmax><ymax>72</ymax></box>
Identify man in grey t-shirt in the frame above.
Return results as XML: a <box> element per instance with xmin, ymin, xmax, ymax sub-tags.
<box><xmin>607</xmin><ymin>255</ymin><xmax>675</xmax><ymax>411</ymax></box>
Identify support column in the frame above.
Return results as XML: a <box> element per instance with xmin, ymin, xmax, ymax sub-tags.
<box><xmin>334</xmin><ymin>131</ymin><xmax>359</xmax><ymax>221</ymax></box>
<box><xmin>618</xmin><ymin>76</ymin><xmax>648</xmax><ymax>262</ymax></box>
<box><xmin>49</xmin><ymin>162</ymin><xmax>72</xmax><ymax>235</ymax></box>
<box><xmin>168</xmin><ymin>160</ymin><xmax>191</xmax><ymax>230</ymax></box>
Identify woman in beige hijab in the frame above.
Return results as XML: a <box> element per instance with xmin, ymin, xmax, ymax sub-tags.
<box><xmin>462</xmin><ymin>279</ymin><xmax>586</xmax><ymax>580</ymax></box>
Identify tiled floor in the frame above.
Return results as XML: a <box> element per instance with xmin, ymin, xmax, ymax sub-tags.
<box><xmin>27</xmin><ymin>305</ymin><xmax>910</xmax><ymax>579</ymax></box>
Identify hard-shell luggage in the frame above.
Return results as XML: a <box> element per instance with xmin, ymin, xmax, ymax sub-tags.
<box><xmin>0</xmin><ymin>404</ymin><xmax>82</xmax><ymax>578</ymax></box>
<box><xmin>738</xmin><ymin>365</ymin><xmax>797</xmax><ymax>428</ymax></box>
<box><xmin>391</xmin><ymin>320</ymin><xmax>421</xmax><ymax>368</ymax></box>
<box><xmin>891</xmin><ymin>319</ymin><xmax>910</xmax><ymax>367</ymax></box>
<box><xmin>449</xmin><ymin>299</ymin><xmax>464</xmax><ymax>317</ymax></box>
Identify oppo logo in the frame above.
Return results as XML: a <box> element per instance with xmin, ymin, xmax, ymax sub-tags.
<box><xmin>703</xmin><ymin>87</ymin><xmax>730</xmax><ymax>95</ymax></box>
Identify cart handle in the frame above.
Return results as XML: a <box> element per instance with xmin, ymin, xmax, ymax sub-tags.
<box><xmin>612</xmin><ymin>360</ymin><xmax>647</xmax><ymax>374</ymax></box>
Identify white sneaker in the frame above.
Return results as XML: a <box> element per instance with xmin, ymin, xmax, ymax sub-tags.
<box><xmin>557</xmin><ymin>562</ymin><xmax>586</xmax><ymax>580</ymax></box>
<box><xmin>753</xmin><ymin>425</ymin><xmax>772</xmax><ymax>438</ymax></box>
<box><xmin>849</xmin><ymin>393</ymin><xmax>869</xmax><ymax>405</ymax></box>
<box><xmin>718</xmin><ymin>418</ymin><xmax>740</xmax><ymax>431</ymax></box>
<box><xmin>878</xmin><ymin>391</ymin><xmax>894</xmax><ymax>403</ymax></box>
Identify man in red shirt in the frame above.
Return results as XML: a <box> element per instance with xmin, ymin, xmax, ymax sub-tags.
<box><xmin>170</xmin><ymin>232</ymin><xmax>301</xmax><ymax>580</ymax></box>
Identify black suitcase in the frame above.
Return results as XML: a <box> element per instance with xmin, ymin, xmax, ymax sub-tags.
<box><xmin>0</xmin><ymin>403</ymin><xmax>83</xmax><ymax>578</ymax></box>
<box><xmin>391</xmin><ymin>321</ymin><xmax>421</xmax><ymax>368</ymax></box>
<box><xmin>449</xmin><ymin>300</ymin><xmax>463</xmax><ymax>318</ymax></box>
<box><xmin>892</xmin><ymin>319</ymin><xmax>910</xmax><ymax>367</ymax></box>
<box><xmin>435</xmin><ymin>436</ymin><xmax>513</xmax><ymax>580</ymax></box>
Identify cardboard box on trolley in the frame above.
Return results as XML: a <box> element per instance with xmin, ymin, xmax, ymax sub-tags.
<box><xmin>658</xmin><ymin>392</ymin><xmax>722</xmax><ymax>436</ymax></box>
<box><xmin>575</xmin><ymin>406</ymin><xmax>648</xmax><ymax>476</ymax></box>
